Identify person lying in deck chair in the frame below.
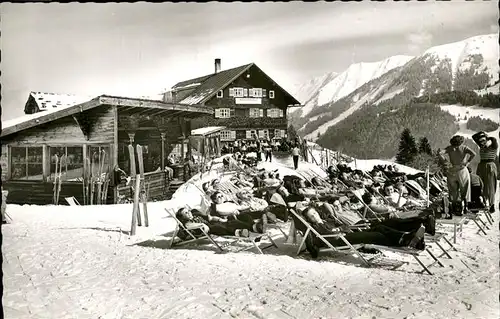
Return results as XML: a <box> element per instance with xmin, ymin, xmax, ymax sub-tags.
<box><xmin>361</xmin><ymin>192</ymin><xmax>436</xmax><ymax>235</ymax></box>
<box><xmin>210</xmin><ymin>191</ymin><xmax>271</xmax><ymax>225</ymax></box>
<box><xmin>301</xmin><ymin>207</ymin><xmax>426</xmax><ymax>259</ymax></box>
<box><xmin>176</xmin><ymin>207</ymin><xmax>267</xmax><ymax>238</ymax></box>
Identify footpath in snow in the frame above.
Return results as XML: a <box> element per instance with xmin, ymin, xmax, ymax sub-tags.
<box><xmin>2</xmin><ymin>154</ymin><xmax>499</xmax><ymax>319</ymax></box>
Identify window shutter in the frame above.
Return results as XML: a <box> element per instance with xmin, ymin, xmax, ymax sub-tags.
<box><xmin>243</xmin><ymin>88</ymin><xmax>248</xmax><ymax>97</ymax></box>
<box><xmin>281</xmin><ymin>130</ymin><xmax>286</xmax><ymax>138</ymax></box>
<box><xmin>259</xmin><ymin>109</ymin><xmax>264</xmax><ymax>117</ymax></box>
<box><xmin>229</xmin><ymin>88</ymin><xmax>235</xmax><ymax>97</ymax></box>
<box><xmin>230</xmin><ymin>108</ymin><xmax>235</xmax><ymax>118</ymax></box>
<box><xmin>263</xmin><ymin>89</ymin><xmax>267</xmax><ymax>97</ymax></box>
<box><xmin>230</xmin><ymin>130</ymin><xmax>236</xmax><ymax>140</ymax></box>
<box><xmin>246</xmin><ymin>130</ymin><xmax>251</xmax><ymax>139</ymax></box>
<box><xmin>258</xmin><ymin>130</ymin><xmax>264</xmax><ymax>139</ymax></box>
<box><xmin>279</xmin><ymin>109</ymin><xmax>284</xmax><ymax>117</ymax></box>
<box><xmin>249</xmin><ymin>88</ymin><xmax>254</xmax><ymax>97</ymax></box>
<box><xmin>215</xmin><ymin>109</ymin><xmax>221</xmax><ymax>118</ymax></box>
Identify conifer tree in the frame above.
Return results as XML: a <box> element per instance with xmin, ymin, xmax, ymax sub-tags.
<box><xmin>396</xmin><ymin>128</ymin><xmax>418</xmax><ymax>165</ymax></box>
<box><xmin>418</xmin><ymin>137</ymin><xmax>433</xmax><ymax>155</ymax></box>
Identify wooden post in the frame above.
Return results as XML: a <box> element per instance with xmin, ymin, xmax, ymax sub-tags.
<box><xmin>426</xmin><ymin>166</ymin><xmax>430</xmax><ymax>208</ymax></box>
<box><xmin>113</xmin><ymin>106</ymin><xmax>119</xmax><ymax>204</ymax></box>
<box><xmin>160</xmin><ymin>132</ymin><xmax>166</xmax><ymax>170</ymax></box>
<box><xmin>42</xmin><ymin>145</ymin><xmax>49</xmax><ymax>182</ymax></box>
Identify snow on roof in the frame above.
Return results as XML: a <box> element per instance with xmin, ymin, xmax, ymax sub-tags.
<box><xmin>179</xmin><ymin>88</ymin><xmax>216</xmax><ymax>105</ymax></box>
<box><xmin>31</xmin><ymin>92</ymin><xmax>93</xmax><ymax>111</ymax></box>
<box><xmin>174</xmin><ymin>82</ymin><xmax>201</xmax><ymax>90</ymax></box>
<box><xmin>3</xmin><ymin>94</ymin><xmax>95</xmax><ymax>132</ymax></box>
<box><xmin>191</xmin><ymin>126</ymin><xmax>226</xmax><ymax>136</ymax></box>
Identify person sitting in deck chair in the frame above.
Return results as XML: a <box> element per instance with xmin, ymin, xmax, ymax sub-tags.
<box><xmin>382</xmin><ymin>183</ymin><xmax>421</xmax><ymax>209</ymax></box>
<box><xmin>361</xmin><ymin>192</ymin><xmax>436</xmax><ymax>235</ymax></box>
<box><xmin>176</xmin><ymin>207</ymin><xmax>267</xmax><ymax>238</ymax></box>
<box><xmin>210</xmin><ymin>191</ymin><xmax>268</xmax><ymax>223</ymax></box>
<box><xmin>300</xmin><ymin>207</ymin><xmax>426</xmax><ymax>259</ymax></box>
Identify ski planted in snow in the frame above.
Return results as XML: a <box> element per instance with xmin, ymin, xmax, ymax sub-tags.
<box><xmin>128</xmin><ymin>144</ymin><xmax>141</xmax><ymax>226</ymax></box>
<box><xmin>136</xmin><ymin>144</ymin><xmax>149</xmax><ymax>227</ymax></box>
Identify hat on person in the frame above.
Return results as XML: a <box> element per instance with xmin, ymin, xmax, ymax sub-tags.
<box><xmin>263</xmin><ymin>178</ymin><xmax>282</xmax><ymax>188</ymax></box>
<box><xmin>450</xmin><ymin>135</ymin><xmax>465</xmax><ymax>147</ymax></box>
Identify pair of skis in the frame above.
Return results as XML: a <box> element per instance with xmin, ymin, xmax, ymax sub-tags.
<box><xmin>83</xmin><ymin>149</ymin><xmax>110</xmax><ymax>205</ymax></box>
<box><xmin>129</xmin><ymin>144</ymin><xmax>149</xmax><ymax>236</ymax></box>
<box><xmin>53</xmin><ymin>155</ymin><xmax>66</xmax><ymax>205</ymax></box>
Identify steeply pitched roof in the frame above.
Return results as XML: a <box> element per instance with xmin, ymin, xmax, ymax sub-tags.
<box><xmin>172</xmin><ymin>63</ymin><xmax>254</xmax><ymax>105</ymax></box>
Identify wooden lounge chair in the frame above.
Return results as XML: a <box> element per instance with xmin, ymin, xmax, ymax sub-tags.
<box><xmin>288</xmin><ymin>208</ymin><xmax>373</xmax><ymax>266</ymax></box>
<box><xmin>65</xmin><ymin>197</ymin><xmax>81</xmax><ymax>206</ymax></box>
<box><xmin>165</xmin><ymin>208</ymin><xmax>278</xmax><ymax>254</ymax></box>
<box><xmin>291</xmin><ymin>208</ymin><xmax>444</xmax><ymax>275</ymax></box>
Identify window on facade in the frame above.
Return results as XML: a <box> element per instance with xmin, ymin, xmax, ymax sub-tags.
<box><xmin>88</xmin><ymin>145</ymin><xmax>111</xmax><ymax>178</ymax></box>
<box><xmin>10</xmin><ymin>146</ymin><xmax>43</xmax><ymax>180</ymax></box>
<box><xmin>246</xmin><ymin>130</ymin><xmax>257</xmax><ymax>139</ymax></box>
<box><xmin>269</xmin><ymin>90</ymin><xmax>275</xmax><ymax>99</ymax></box>
<box><xmin>249</xmin><ymin>108</ymin><xmax>263</xmax><ymax>118</ymax></box>
<box><xmin>267</xmin><ymin>108</ymin><xmax>284</xmax><ymax>118</ymax></box>
<box><xmin>215</xmin><ymin>108</ymin><xmax>231</xmax><ymax>118</ymax></box>
<box><xmin>217</xmin><ymin>90</ymin><xmax>223</xmax><ymax>98</ymax></box>
<box><xmin>274</xmin><ymin>129</ymin><xmax>286</xmax><ymax>139</ymax></box>
<box><xmin>231</xmin><ymin>88</ymin><xmax>245</xmax><ymax>98</ymax></box>
<box><xmin>259</xmin><ymin>129</ymin><xmax>269</xmax><ymax>139</ymax></box>
<box><xmin>220</xmin><ymin>130</ymin><xmax>235</xmax><ymax>141</ymax></box>
<box><xmin>249</xmin><ymin>88</ymin><xmax>263</xmax><ymax>98</ymax></box>
<box><xmin>49</xmin><ymin>146</ymin><xmax>84</xmax><ymax>182</ymax></box>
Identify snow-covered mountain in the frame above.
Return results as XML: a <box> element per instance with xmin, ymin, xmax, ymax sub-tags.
<box><xmin>291</xmin><ymin>55</ymin><xmax>413</xmax><ymax>119</ymax></box>
<box><xmin>291</xmin><ymin>33</ymin><xmax>499</xmax><ymax>141</ymax></box>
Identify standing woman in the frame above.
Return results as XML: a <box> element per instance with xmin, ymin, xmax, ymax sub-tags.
<box><xmin>440</xmin><ymin>135</ymin><xmax>476</xmax><ymax>215</ymax></box>
<box><xmin>472</xmin><ymin>131</ymin><xmax>498</xmax><ymax>213</ymax></box>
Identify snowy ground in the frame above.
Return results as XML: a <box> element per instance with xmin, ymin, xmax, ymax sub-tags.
<box><xmin>2</xmin><ymin>156</ymin><xmax>499</xmax><ymax>319</ymax></box>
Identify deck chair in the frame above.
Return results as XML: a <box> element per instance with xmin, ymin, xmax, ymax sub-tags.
<box><xmin>288</xmin><ymin>208</ymin><xmax>373</xmax><ymax>267</ymax></box>
<box><xmin>165</xmin><ymin>208</ymin><xmax>278</xmax><ymax>254</ymax></box>
<box><xmin>65</xmin><ymin>197</ymin><xmax>81</xmax><ymax>206</ymax></box>
<box><xmin>351</xmin><ymin>189</ymin><xmax>383</xmax><ymax>221</ymax></box>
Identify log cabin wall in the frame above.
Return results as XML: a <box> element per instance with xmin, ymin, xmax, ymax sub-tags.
<box><xmin>1</xmin><ymin>106</ymin><xmax>116</xmax><ymax>205</ymax></box>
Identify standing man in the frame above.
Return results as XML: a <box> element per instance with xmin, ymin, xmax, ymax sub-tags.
<box><xmin>440</xmin><ymin>135</ymin><xmax>476</xmax><ymax>215</ymax></box>
<box><xmin>472</xmin><ymin>131</ymin><xmax>498</xmax><ymax>213</ymax></box>
<box><xmin>291</xmin><ymin>144</ymin><xmax>300</xmax><ymax>170</ymax></box>
<box><xmin>264</xmin><ymin>139</ymin><xmax>273</xmax><ymax>162</ymax></box>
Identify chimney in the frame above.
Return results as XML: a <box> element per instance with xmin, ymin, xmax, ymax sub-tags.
<box><xmin>214</xmin><ymin>58</ymin><xmax>221</xmax><ymax>74</ymax></box>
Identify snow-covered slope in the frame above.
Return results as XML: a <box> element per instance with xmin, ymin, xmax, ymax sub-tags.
<box><xmin>439</xmin><ymin>104</ymin><xmax>500</xmax><ymax>139</ymax></box>
<box><xmin>291</xmin><ymin>71</ymin><xmax>338</xmax><ymax>108</ymax></box>
<box><xmin>291</xmin><ymin>56</ymin><xmax>413</xmax><ymax>119</ymax></box>
<box><xmin>422</xmin><ymin>33</ymin><xmax>499</xmax><ymax>90</ymax></box>
<box><xmin>316</xmin><ymin>55</ymin><xmax>414</xmax><ymax>108</ymax></box>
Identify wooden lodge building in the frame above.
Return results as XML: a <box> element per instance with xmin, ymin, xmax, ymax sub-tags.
<box><xmin>1</xmin><ymin>92</ymin><xmax>213</xmax><ymax>205</ymax></box>
<box><xmin>165</xmin><ymin>59</ymin><xmax>302</xmax><ymax>144</ymax></box>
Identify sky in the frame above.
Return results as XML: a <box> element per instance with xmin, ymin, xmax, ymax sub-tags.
<box><xmin>1</xmin><ymin>1</ymin><xmax>498</xmax><ymax>120</ymax></box>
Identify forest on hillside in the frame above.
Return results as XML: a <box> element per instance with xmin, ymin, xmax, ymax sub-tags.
<box><xmin>316</xmin><ymin>102</ymin><xmax>459</xmax><ymax>159</ymax></box>
<box><xmin>412</xmin><ymin>90</ymin><xmax>500</xmax><ymax>108</ymax></box>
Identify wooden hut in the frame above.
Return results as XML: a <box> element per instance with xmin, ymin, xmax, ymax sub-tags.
<box><xmin>0</xmin><ymin>94</ymin><xmax>213</xmax><ymax>205</ymax></box>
